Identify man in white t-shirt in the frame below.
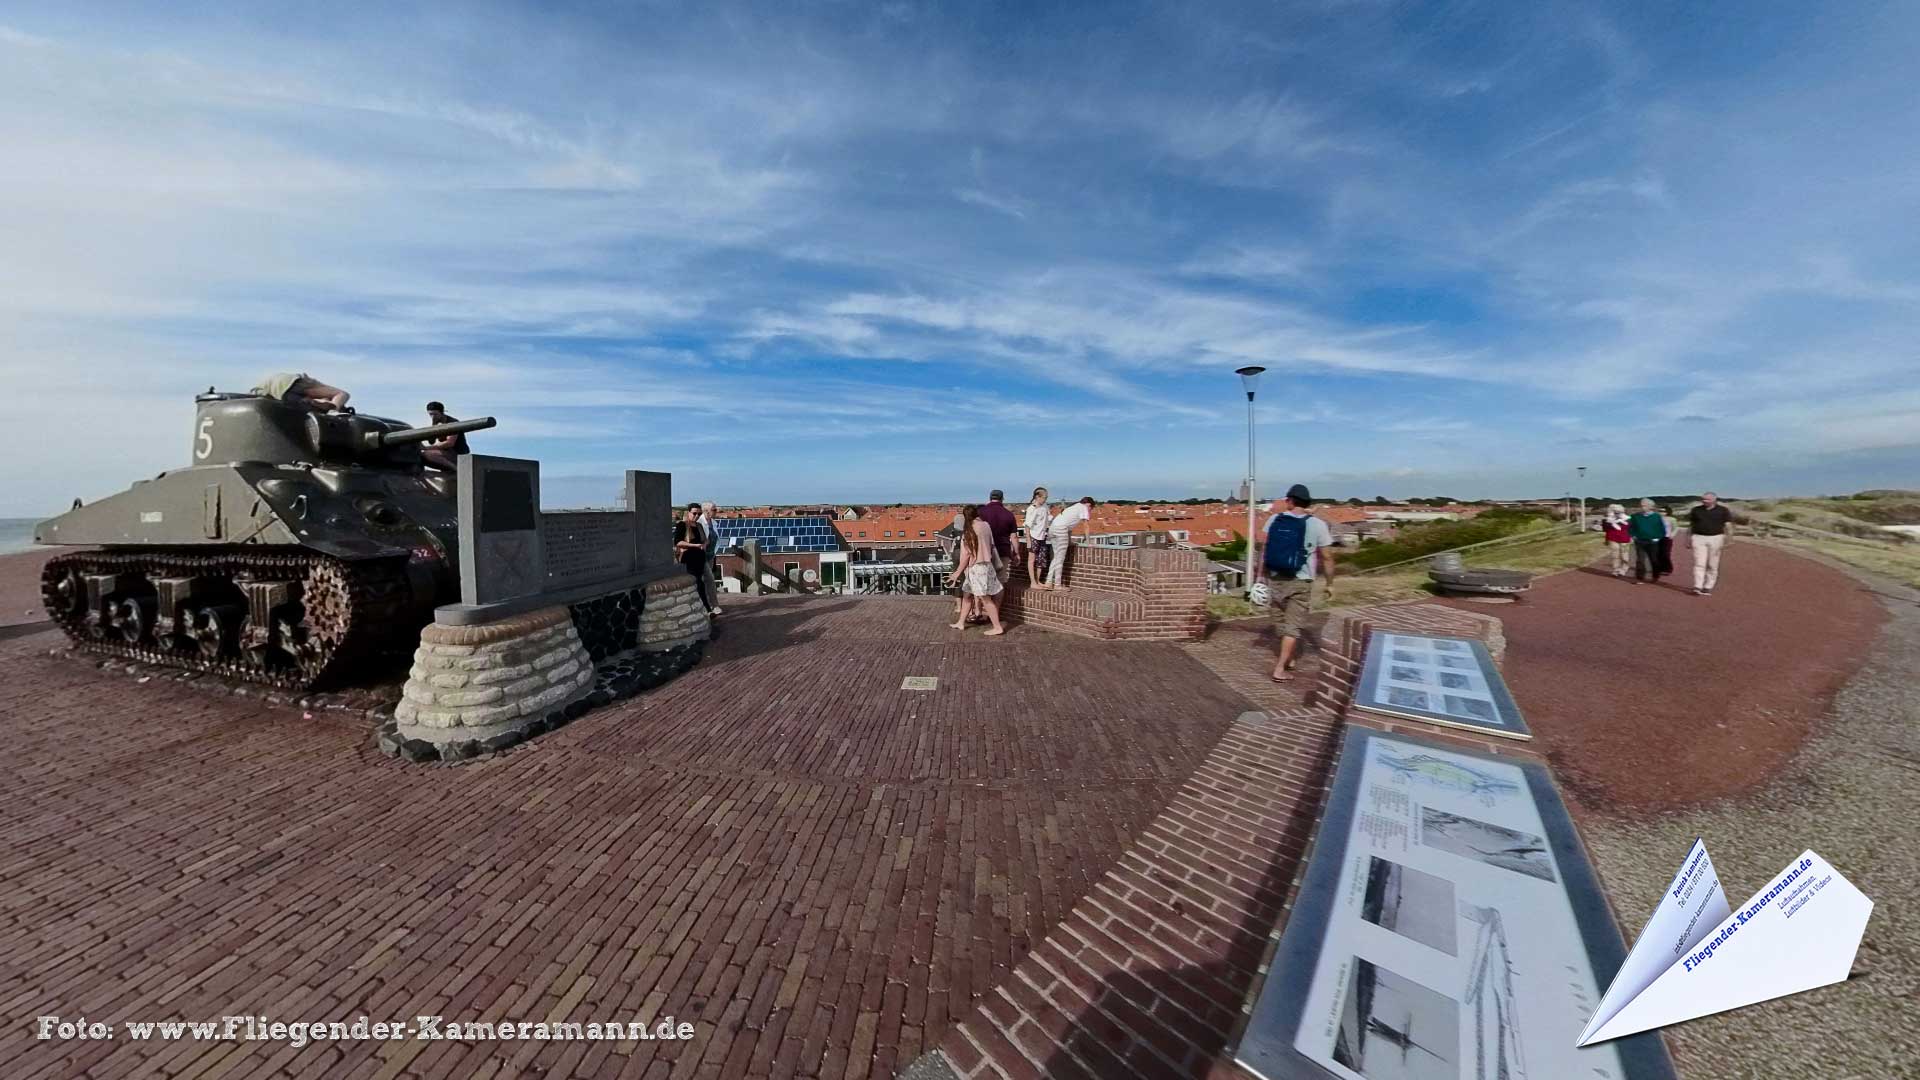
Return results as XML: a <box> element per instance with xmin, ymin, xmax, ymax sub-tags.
<box><xmin>1252</xmin><ymin>483</ymin><xmax>1335</xmax><ymax>682</ymax></box>
<box><xmin>1044</xmin><ymin>497</ymin><xmax>1094</xmax><ymax>587</ymax></box>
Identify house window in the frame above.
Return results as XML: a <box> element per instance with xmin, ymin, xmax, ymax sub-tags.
<box><xmin>919</xmin><ymin>530</ymin><xmax>927</xmax><ymax>538</ymax></box>
<box><xmin>858</xmin><ymin>531</ymin><xmax>867</xmax><ymax>538</ymax></box>
<box><xmin>821</xmin><ymin>561</ymin><xmax>847</xmax><ymax>587</ymax></box>
<box><xmin>784</xmin><ymin>561</ymin><xmax>800</xmax><ymax>581</ymax></box>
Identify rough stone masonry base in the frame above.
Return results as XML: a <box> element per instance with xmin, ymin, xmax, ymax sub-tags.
<box><xmin>379</xmin><ymin>574</ymin><xmax>712</xmax><ymax>763</ymax></box>
<box><xmin>385</xmin><ymin>606</ymin><xmax>595</xmax><ymax>760</ymax></box>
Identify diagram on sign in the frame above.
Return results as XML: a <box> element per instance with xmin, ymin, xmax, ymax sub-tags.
<box><xmin>1376</xmin><ymin>749</ymin><xmax>1521</xmax><ymax>807</ymax></box>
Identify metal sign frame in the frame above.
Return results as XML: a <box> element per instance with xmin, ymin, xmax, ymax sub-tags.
<box><xmin>1236</xmin><ymin>725</ymin><xmax>1676</xmax><ymax>1080</ymax></box>
<box><xmin>1355</xmin><ymin>631</ymin><xmax>1531</xmax><ymax>741</ymax></box>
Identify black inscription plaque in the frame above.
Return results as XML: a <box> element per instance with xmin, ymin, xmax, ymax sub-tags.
<box><xmin>543</xmin><ymin>511</ymin><xmax>637</xmax><ymax>589</ymax></box>
<box><xmin>479</xmin><ymin>470</ymin><xmax>537</xmax><ymax>533</ymax></box>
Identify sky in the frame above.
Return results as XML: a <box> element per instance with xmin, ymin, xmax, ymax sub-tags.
<box><xmin>1</xmin><ymin>1</ymin><xmax>1917</xmax><ymax>515</ymax></box>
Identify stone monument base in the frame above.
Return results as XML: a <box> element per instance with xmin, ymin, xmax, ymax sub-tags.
<box><xmin>379</xmin><ymin>572</ymin><xmax>714</xmax><ymax>763</ymax></box>
<box><xmin>382</xmin><ymin>606</ymin><xmax>595</xmax><ymax>762</ymax></box>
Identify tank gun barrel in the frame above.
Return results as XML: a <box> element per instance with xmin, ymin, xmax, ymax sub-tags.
<box><xmin>361</xmin><ymin>416</ymin><xmax>496</xmax><ymax>451</ymax></box>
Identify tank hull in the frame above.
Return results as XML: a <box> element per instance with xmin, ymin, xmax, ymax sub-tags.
<box><xmin>32</xmin><ymin>393</ymin><xmax>485</xmax><ymax>689</ymax></box>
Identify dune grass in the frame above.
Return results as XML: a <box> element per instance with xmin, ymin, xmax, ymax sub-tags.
<box><xmin>1758</xmin><ymin>535</ymin><xmax>1920</xmax><ymax>590</ymax></box>
<box><xmin>1206</xmin><ymin>530</ymin><xmax>1608</xmax><ymax>619</ymax></box>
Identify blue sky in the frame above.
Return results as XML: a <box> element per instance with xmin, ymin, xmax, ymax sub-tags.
<box><xmin>1</xmin><ymin>1</ymin><xmax>1916</xmax><ymax>514</ymax></box>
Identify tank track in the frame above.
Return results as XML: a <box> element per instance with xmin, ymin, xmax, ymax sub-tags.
<box><xmin>41</xmin><ymin>548</ymin><xmax>416</xmax><ymax>691</ymax></box>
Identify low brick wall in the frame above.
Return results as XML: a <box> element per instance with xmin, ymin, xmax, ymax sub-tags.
<box><xmin>1311</xmin><ymin>601</ymin><xmax>1507</xmax><ymax>716</ymax></box>
<box><xmin>1000</xmin><ymin>545</ymin><xmax>1209</xmax><ymax>642</ymax></box>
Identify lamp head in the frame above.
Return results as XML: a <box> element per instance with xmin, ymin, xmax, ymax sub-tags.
<box><xmin>1235</xmin><ymin>365</ymin><xmax>1266</xmax><ymax>397</ymax></box>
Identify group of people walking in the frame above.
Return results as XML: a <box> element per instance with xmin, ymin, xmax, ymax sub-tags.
<box><xmin>945</xmin><ymin>487</ymin><xmax>1095</xmax><ymax>635</ymax></box>
<box><xmin>1599</xmin><ymin>492</ymin><xmax>1734</xmax><ymax>595</ymax></box>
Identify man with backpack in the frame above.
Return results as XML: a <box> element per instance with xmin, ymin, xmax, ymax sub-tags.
<box><xmin>1253</xmin><ymin>483</ymin><xmax>1335</xmax><ymax>683</ymax></box>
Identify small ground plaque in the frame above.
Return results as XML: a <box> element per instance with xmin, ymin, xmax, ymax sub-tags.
<box><xmin>900</xmin><ymin>676</ymin><xmax>939</xmax><ymax>691</ymax></box>
<box><xmin>1355</xmin><ymin>632</ymin><xmax>1530</xmax><ymax>740</ymax></box>
<box><xmin>1236</xmin><ymin>726</ymin><xmax>1675</xmax><ymax>1080</ymax></box>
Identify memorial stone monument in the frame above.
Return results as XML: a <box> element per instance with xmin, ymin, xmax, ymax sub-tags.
<box><xmin>382</xmin><ymin>457</ymin><xmax>708</xmax><ymax>761</ymax></box>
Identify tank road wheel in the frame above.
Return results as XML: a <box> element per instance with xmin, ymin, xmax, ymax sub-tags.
<box><xmin>113</xmin><ymin>595</ymin><xmax>157</xmax><ymax>645</ymax></box>
<box><xmin>192</xmin><ymin>604</ymin><xmax>242</xmax><ymax>660</ymax></box>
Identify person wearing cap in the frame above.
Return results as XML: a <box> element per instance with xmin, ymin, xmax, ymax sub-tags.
<box><xmin>1252</xmin><ymin>484</ymin><xmax>1335</xmax><ymax>683</ymax></box>
<box><xmin>420</xmin><ymin>401</ymin><xmax>471</xmax><ymax>472</ymax></box>
<box><xmin>977</xmin><ymin>490</ymin><xmax>1018</xmax><ymax>585</ymax></box>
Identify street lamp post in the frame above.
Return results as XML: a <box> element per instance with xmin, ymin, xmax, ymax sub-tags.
<box><xmin>1236</xmin><ymin>366</ymin><xmax>1266</xmax><ymax>597</ymax></box>
<box><xmin>1576</xmin><ymin>466</ymin><xmax>1588</xmax><ymax>532</ymax></box>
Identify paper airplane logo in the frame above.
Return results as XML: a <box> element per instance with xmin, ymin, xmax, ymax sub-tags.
<box><xmin>1578</xmin><ymin>840</ymin><xmax>1873</xmax><ymax>1045</ymax></box>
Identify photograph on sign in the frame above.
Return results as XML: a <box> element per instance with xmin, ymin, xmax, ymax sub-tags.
<box><xmin>1330</xmin><ymin>958</ymin><xmax>1460</xmax><ymax>1079</ymax></box>
<box><xmin>1360</xmin><ymin>857</ymin><xmax>1458</xmax><ymax>955</ymax></box>
<box><xmin>1355</xmin><ymin>633</ymin><xmax>1530</xmax><ymax>741</ymax></box>
<box><xmin>1235</xmin><ymin>727</ymin><xmax>1674</xmax><ymax>1080</ymax></box>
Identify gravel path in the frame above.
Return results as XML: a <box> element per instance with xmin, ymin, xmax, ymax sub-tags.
<box><xmin>1440</xmin><ymin>539</ymin><xmax>1886</xmax><ymax>811</ymax></box>
<box><xmin>1579</xmin><ymin>564</ymin><xmax>1920</xmax><ymax>1079</ymax></box>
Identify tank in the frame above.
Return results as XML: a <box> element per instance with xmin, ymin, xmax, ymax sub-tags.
<box><xmin>35</xmin><ymin>391</ymin><xmax>497</xmax><ymax>690</ymax></box>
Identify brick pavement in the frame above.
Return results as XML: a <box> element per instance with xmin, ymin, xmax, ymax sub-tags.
<box><xmin>931</xmin><ymin>707</ymin><xmax>1344</xmax><ymax>1080</ymax></box>
<box><xmin>0</xmin><ymin>566</ymin><xmax>1258</xmax><ymax>1080</ymax></box>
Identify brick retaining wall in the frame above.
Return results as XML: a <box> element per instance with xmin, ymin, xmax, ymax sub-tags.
<box><xmin>1000</xmin><ymin>546</ymin><xmax>1209</xmax><ymax>642</ymax></box>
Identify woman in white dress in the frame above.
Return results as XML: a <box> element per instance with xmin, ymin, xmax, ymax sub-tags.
<box><xmin>947</xmin><ymin>505</ymin><xmax>1006</xmax><ymax>635</ymax></box>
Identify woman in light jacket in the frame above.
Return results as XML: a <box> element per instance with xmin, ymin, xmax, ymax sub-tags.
<box><xmin>1023</xmin><ymin>487</ymin><xmax>1053</xmax><ymax>588</ymax></box>
<box><xmin>947</xmin><ymin>505</ymin><xmax>1006</xmax><ymax>635</ymax></box>
<box><xmin>1601</xmin><ymin>504</ymin><xmax>1632</xmax><ymax>578</ymax></box>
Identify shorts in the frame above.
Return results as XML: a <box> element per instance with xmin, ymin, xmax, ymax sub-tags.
<box><xmin>1029</xmin><ymin>537</ymin><xmax>1052</xmax><ymax>571</ymax></box>
<box><xmin>964</xmin><ymin>562</ymin><xmax>1004</xmax><ymax>597</ymax></box>
<box><xmin>1270</xmin><ymin>578</ymin><xmax>1318</xmax><ymax>638</ymax></box>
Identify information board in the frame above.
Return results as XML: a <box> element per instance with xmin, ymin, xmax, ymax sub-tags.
<box><xmin>543</xmin><ymin>511</ymin><xmax>637</xmax><ymax>590</ymax></box>
<box><xmin>1355</xmin><ymin>633</ymin><xmax>1530</xmax><ymax>741</ymax></box>
<box><xmin>1236</xmin><ymin>727</ymin><xmax>1675</xmax><ymax>1080</ymax></box>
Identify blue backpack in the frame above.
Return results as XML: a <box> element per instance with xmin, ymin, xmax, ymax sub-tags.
<box><xmin>1264</xmin><ymin>514</ymin><xmax>1309</xmax><ymax>577</ymax></box>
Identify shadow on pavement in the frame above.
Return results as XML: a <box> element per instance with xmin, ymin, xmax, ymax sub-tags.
<box><xmin>0</xmin><ymin>620</ymin><xmax>52</xmax><ymax>642</ymax></box>
<box><xmin>698</xmin><ymin>597</ymin><xmax>863</xmax><ymax>668</ymax></box>
<box><xmin>1037</xmin><ymin>720</ymin><xmax>1343</xmax><ymax>1078</ymax></box>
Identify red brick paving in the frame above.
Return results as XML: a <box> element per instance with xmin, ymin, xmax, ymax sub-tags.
<box><xmin>933</xmin><ymin>707</ymin><xmax>1344</xmax><ymax>1080</ymax></box>
<box><xmin>0</xmin><ymin>558</ymin><xmax>1258</xmax><ymax>1080</ymax></box>
<box><xmin>1435</xmin><ymin>540</ymin><xmax>1886</xmax><ymax>812</ymax></box>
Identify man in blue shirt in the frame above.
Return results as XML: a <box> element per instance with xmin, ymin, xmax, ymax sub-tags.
<box><xmin>1252</xmin><ymin>484</ymin><xmax>1336</xmax><ymax>683</ymax></box>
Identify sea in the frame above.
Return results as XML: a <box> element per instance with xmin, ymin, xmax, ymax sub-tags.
<box><xmin>0</xmin><ymin>518</ymin><xmax>45</xmax><ymax>556</ymax></box>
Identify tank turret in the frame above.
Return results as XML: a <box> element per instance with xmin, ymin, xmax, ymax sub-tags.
<box><xmin>35</xmin><ymin>390</ymin><xmax>501</xmax><ymax>690</ymax></box>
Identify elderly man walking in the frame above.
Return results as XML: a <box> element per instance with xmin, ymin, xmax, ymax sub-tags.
<box><xmin>1253</xmin><ymin>484</ymin><xmax>1335</xmax><ymax>683</ymax></box>
<box><xmin>1686</xmin><ymin>492</ymin><xmax>1733</xmax><ymax>596</ymax></box>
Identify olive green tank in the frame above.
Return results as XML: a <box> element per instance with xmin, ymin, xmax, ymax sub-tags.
<box><xmin>36</xmin><ymin>391</ymin><xmax>496</xmax><ymax>689</ymax></box>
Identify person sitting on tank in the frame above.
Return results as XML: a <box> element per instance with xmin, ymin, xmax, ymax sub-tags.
<box><xmin>420</xmin><ymin>400</ymin><xmax>472</xmax><ymax>472</ymax></box>
<box><xmin>253</xmin><ymin>372</ymin><xmax>350</xmax><ymax>412</ymax></box>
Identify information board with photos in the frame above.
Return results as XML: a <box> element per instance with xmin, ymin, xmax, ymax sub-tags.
<box><xmin>1236</xmin><ymin>727</ymin><xmax>1676</xmax><ymax>1080</ymax></box>
<box><xmin>1355</xmin><ymin>632</ymin><xmax>1530</xmax><ymax>741</ymax></box>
